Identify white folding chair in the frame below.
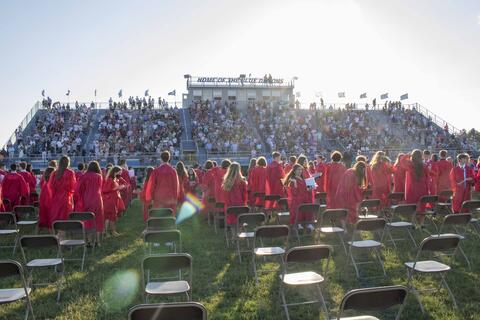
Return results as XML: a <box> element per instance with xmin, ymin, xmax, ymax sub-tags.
<box><xmin>235</xmin><ymin>213</ymin><xmax>266</xmax><ymax>263</ymax></box>
<box><xmin>358</xmin><ymin>199</ymin><xmax>381</xmax><ymax>219</ymax></box>
<box><xmin>144</xmin><ymin>230</ymin><xmax>182</xmax><ymax>254</ymax></box>
<box><xmin>317</xmin><ymin>209</ymin><xmax>348</xmax><ymax>255</ymax></box>
<box><xmin>386</xmin><ymin>204</ymin><xmax>418</xmax><ymax>250</ymax></box>
<box><xmin>53</xmin><ymin>220</ymin><xmax>87</xmax><ymax>271</ymax></box>
<box><xmin>69</xmin><ymin>212</ymin><xmax>97</xmax><ymax>250</ymax></box>
<box><xmin>128</xmin><ymin>302</ymin><xmax>207</xmax><ymax>320</ymax></box>
<box><xmin>275</xmin><ymin>198</ymin><xmax>290</xmax><ymax>224</ymax></box>
<box><xmin>437</xmin><ymin>213</ymin><xmax>473</xmax><ymax>269</ymax></box>
<box><xmin>13</xmin><ymin>206</ymin><xmax>38</xmax><ymax>234</ymax></box>
<box><xmin>225</xmin><ymin>206</ymin><xmax>250</xmax><ymax>247</ymax></box>
<box><xmin>0</xmin><ymin>212</ymin><xmax>20</xmax><ymax>255</ymax></box>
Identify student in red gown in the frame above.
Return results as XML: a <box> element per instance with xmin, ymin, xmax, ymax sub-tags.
<box><xmin>201</xmin><ymin>161</ymin><xmax>215</xmax><ymax>215</ymax></box>
<box><xmin>284</xmin><ymin>156</ymin><xmax>297</xmax><ymax>175</ymax></box>
<box><xmin>325</xmin><ymin>151</ymin><xmax>347</xmax><ymax>208</ymax></box>
<box><xmin>102</xmin><ymin>166</ymin><xmax>124</xmax><ymax>236</ymax></box>
<box><xmin>355</xmin><ymin>155</ymin><xmax>372</xmax><ymax>186</ymax></box>
<box><xmin>297</xmin><ymin>155</ymin><xmax>311</xmax><ymax>178</ymax></box>
<box><xmin>139</xmin><ymin>167</ymin><xmax>154</xmax><ymax>222</ymax></box>
<box><xmin>176</xmin><ymin>161</ymin><xmax>188</xmax><ymax>203</ymax></box>
<box><xmin>393</xmin><ymin>153</ymin><xmax>406</xmax><ymax>193</ymax></box>
<box><xmin>314</xmin><ymin>155</ymin><xmax>326</xmax><ymax>193</ymax></box>
<box><xmin>186</xmin><ymin>167</ymin><xmax>199</xmax><ymax>195</ymax></box>
<box><xmin>436</xmin><ymin>150</ymin><xmax>454</xmax><ymax>196</ymax></box>
<box><xmin>400</xmin><ymin>150</ymin><xmax>431</xmax><ymax>215</ymax></box>
<box><xmin>222</xmin><ymin>162</ymin><xmax>248</xmax><ymax>225</ymax></box>
<box><xmin>75</xmin><ymin>161</ymin><xmax>104</xmax><ymax>243</ymax></box>
<box><xmin>247</xmin><ymin>158</ymin><xmax>257</xmax><ymax>205</ymax></box>
<box><xmin>429</xmin><ymin>154</ymin><xmax>440</xmax><ymax>195</ymax></box>
<box><xmin>283</xmin><ymin>164</ymin><xmax>315</xmax><ymax>232</ymax></box>
<box><xmin>370</xmin><ymin>151</ymin><xmax>394</xmax><ymax>207</ymax></box>
<box><xmin>48</xmin><ymin>156</ymin><xmax>76</xmax><ymax>228</ymax></box>
<box><xmin>38</xmin><ymin>167</ymin><xmax>55</xmax><ymax>229</ymax></box>
<box><xmin>308</xmin><ymin>161</ymin><xmax>316</xmax><ymax>175</ymax></box>
<box><xmin>450</xmin><ymin>153</ymin><xmax>475</xmax><ymax>213</ymax></box>
<box><xmin>476</xmin><ymin>156</ymin><xmax>480</xmax><ymax>193</ymax></box>
<box><xmin>26</xmin><ymin>163</ymin><xmax>39</xmax><ymax>204</ymax></box>
<box><xmin>0</xmin><ymin>163</ymin><xmax>7</xmax><ymax>181</ymax></box>
<box><xmin>213</xmin><ymin>159</ymin><xmax>231</xmax><ymax>207</ymax></box>
<box><xmin>18</xmin><ymin>162</ymin><xmax>34</xmax><ymax>204</ymax></box>
<box><xmin>334</xmin><ymin>161</ymin><xmax>368</xmax><ymax>225</ymax></box>
<box><xmin>0</xmin><ymin>185</ymin><xmax>4</xmax><ymax>212</ymax></box>
<box><xmin>118</xmin><ymin>159</ymin><xmax>132</xmax><ymax>208</ymax></box>
<box><xmin>145</xmin><ymin>151</ymin><xmax>179</xmax><ymax>215</ymax></box>
<box><xmin>2</xmin><ymin>163</ymin><xmax>29</xmax><ymax>210</ymax></box>
<box><xmin>249</xmin><ymin>157</ymin><xmax>268</xmax><ymax>207</ymax></box>
<box><xmin>266</xmin><ymin>152</ymin><xmax>286</xmax><ymax>208</ymax></box>
<box><xmin>192</xmin><ymin>163</ymin><xmax>203</xmax><ymax>186</ymax></box>
<box><xmin>75</xmin><ymin>163</ymin><xmax>85</xmax><ymax>182</ymax></box>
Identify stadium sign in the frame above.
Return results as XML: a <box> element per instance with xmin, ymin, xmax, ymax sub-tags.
<box><xmin>195</xmin><ymin>77</ymin><xmax>284</xmax><ymax>84</ymax></box>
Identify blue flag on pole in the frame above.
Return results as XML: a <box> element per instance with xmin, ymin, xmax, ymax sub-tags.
<box><xmin>360</xmin><ymin>93</ymin><xmax>367</xmax><ymax>99</ymax></box>
<box><xmin>145</xmin><ymin>89</ymin><xmax>149</xmax><ymax>97</ymax></box>
<box><xmin>94</xmin><ymin>89</ymin><xmax>97</xmax><ymax>97</ymax></box>
<box><xmin>168</xmin><ymin>90</ymin><xmax>176</xmax><ymax>96</ymax></box>
<box><xmin>118</xmin><ymin>89</ymin><xmax>123</xmax><ymax>98</ymax></box>
<box><xmin>400</xmin><ymin>93</ymin><xmax>408</xmax><ymax>100</ymax></box>
<box><xmin>66</xmin><ymin>90</ymin><xmax>70</xmax><ymax>96</ymax></box>
<box><xmin>338</xmin><ymin>92</ymin><xmax>345</xmax><ymax>98</ymax></box>
<box><xmin>380</xmin><ymin>93</ymin><xmax>388</xmax><ymax>99</ymax></box>
<box><xmin>41</xmin><ymin>89</ymin><xmax>45</xmax><ymax>97</ymax></box>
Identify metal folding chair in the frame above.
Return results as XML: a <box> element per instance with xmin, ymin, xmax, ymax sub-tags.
<box><xmin>252</xmin><ymin>192</ymin><xmax>266</xmax><ymax>212</ymax></box>
<box><xmin>384</xmin><ymin>192</ymin><xmax>405</xmax><ymax>217</ymax></box>
<box><xmin>362</xmin><ymin>189</ymin><xmax>373</xmax><ymax>200</ymax></box>
<box><xmin>213</xmin><ymin>202</ymin><xmax>225</xmax><ymax>234</ymax></box>
<box><xmin>20</xmin><ymin>235</ymin><xmax>65</xmax><ymax>302</ymax></box>
<box><xmin>0</xmin><ymin>259</ymin><xmax>35</xmax><ymax>320</ymax></box>
<box><xmin>141</xmin><ymin>253</ymin><xmax>193</xmax><ymax>303</ymax></box>
<box><xmin>419</xmin><ymin>195</ymin><xmax>439</xmax><ymax>233</ymax></box>
<box><xmin>386</xmin><ymin>204</ymin><xmax>418</xmax><ymax>250</ymax></box>
<box><xmin>225</xmin><ymin>206</ymin><xmax>250</xmax><ymax>247</ymax></box>
<box><xmin>53</xmin><ymin>220</ymin><xmax>87</xmax><ymax>271</ymax></box>
<box><xmin>347</xmin><ymin>218</ymin><xmax>387</xmax><ymax>279</ymax></box>
<box><xmin>68</xmin><ymin>212</ymin><xmax>97</xmax><ymax>250</ymax></box>
<box><xmin>13</xmin><ymin>206</ymin><xmax>38</xmax><ymax>234</ymax></box>
<box><xmin>128</xmin><ymin>302</ymin><xmax>207</xmax><ymax>320</ymax></box>
<box><xmin>437</xmin><ymin>213</ymin><xmax>473</xmax><ymax>269</ymax></box>
<box><xmin>336</xmin><ymin>285</ymin><xmax>407</xmax><ymax>320</ymax></box>
<box><xmin>314</xmin><ymin>192</ymin><xmax>327</xmax><ymax>205</ymax></box>
<box><xmin>264</xmin><ymin>194</ymin><xmax>281</xmax><ymax>221</ymax></box>
<box><xmin>317</xmin><ymin>209</ymin><xmax>348</xmax><ymax>255</ymax></box>
<box><xmin>0</xmin><ymin>212</ymin><xmax>20</xmax><ymax>255</ymax></box>
<box><xmin>145</xmin><ymin>217</ymin><xmax>176</xmax><ymax>231</ymax></box>
<box><xmin>358</xmin><ymin>199</ymin><xmax>381</xmax><ymax>219</ymax></box>
<box><xmin>144</xmin><ymin>230</ymin><xmax>182</xmax><ymax>254</ymax></box>
<box><xmin>252</xmin><ymin>225</ymin><xmax>289</xmax><ymax>284</ymax></box>
<box><xmin>293</xmin><ymin>203</ymin><xmax>321</xmax><ymax>243</ymax></box>
<box><xmin>280</xmin><ymin>245</ymin><xmax>332</xmax><ymax>320</ymax></box>
<box><xmin>276</xmin><ymin>198</ymin><xmax>290</xmax><ymax>224</ymax></box>
<box><xmin>235</xmin><ymin>213</ymin><xmax>266</xmax><ymax>263</ymax></box>
<box><xmin>206</xmin><ymin>197</ymin><xmax>216</xmax><ymax>226</ymax></box>
<box><xmin>461</xmin><ymin>200</ymin><xmax>480</xmax><ymax>236</ymax></box>
<box><xmin>149</xmin><ymin>208</ymin><xmax>174</xmax><ymax>218</ymax></box>
<box><xmin>405</xmin><ymin>234</ymin><xmax>461</xmax><ymax>314</ymax></box>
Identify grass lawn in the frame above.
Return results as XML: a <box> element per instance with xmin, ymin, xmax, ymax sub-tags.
<box><xmin>1</xmin><ymin>199</ymin><xmax>480</xmax><ymax>319</ymax></box>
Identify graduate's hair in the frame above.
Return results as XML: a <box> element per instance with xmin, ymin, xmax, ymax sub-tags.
<box><xmin>331</xmin><ymin>151</ymin><xmax>342</xmax><ymax>162</ymax></box>
<box><xmin>212</xmin><ymin>161</ymin><xmax>218</xmax><ymax>167</ymax></box>
<box><xmin>221</xmin><ymin>159</ymin><xmax>231</xmax><ymax>170</ymax></box>
<box><xmin>289</xmin><ymin>155</ymin><xmax>297</xmax><ymax>163</ymax></box>
<box><xmin>144</xmin><ymin>166</ymin><xmax>154</xmax><ymax>184</ymax></box>
<box><xmin>19</xmin><ymin>162</ymin><xmax>27</xmax><ymax>170</ymax></box>
<box><xmin>297</xmin><ymin>155</ymin><xmax>308</xmax><ymax>168</ymax></box>
<box><xmin>48</xmin><ymin>160</ymin><xmax>57</xmax><ymax>168</ymax></box>
<box><xmin>43</xmin><ymin>166</ymin><xmax>55</xmax><ymax>183</ymax></box>
<box><xmin>370</xmin><ymin>151</ymin><xmax>385</xmax><ymax>170</ymax></box>
<box><xmin>222</xmin><ymin>162</ymin><xmax>244</xmax><ymax>192</ymax></box>
<box><xmin>26</xmin><ymin>163</ymin><xmax>32</xmax><ymax>173</ymax></box>
<box><xmin>256</xmin><ymin>157</ymin><xmax>267</xmax><ymax>167</ymax></box>
<box><xmin>160</xmin><ymin>151</ymin><xmax>170</xmax><ymax>163</ymax></box>
<box><xmin>282</xmin><ymin>164</ymin><xmax>302</xmax><ymax>186</ymax></box>
<box><xmin>87</xmin><ymin>161</ymin><xmax>101</xmax><ymax>174</ymax></box>
<box><xmin>457</xmin><ymin>153</ymin><xmax>469</xmax><ymax>161</ymax></box>
<box><xmin>204</xmin><ymin>160</ymin><xmax>213</xmax><ymax>170</ymax></box>
<box><xmin>119</xmin><ymin>159</ymin><xmax>127</xmax><ymax>166</ymax></box>
<box><xmin>192</xmin><ymin>163</ymin><xmax>200</xmax><ymax>169</ymax></box>
<box><xmin>78</xmin><ymin>163</ymin><xmax>85</xmax><ymax>171</ymax></box>
<box><xmin>423</xmin><ymin>150</ymin><xmax>431</xmax><ymax>156</ymax></box>
<box><xmin>176</xmin><ymin>161</ymin><xmax>187</xmax><ymax>179</ymax></box>
<box><xmin>431</xmin><ymin>154</ymin><xmax>439</xmax><ymax>162</ymax></box>
<box><xmin>248</xmin><ymin>158</ymin><xmax>257</xmax><ymax>172</ymax></box>
<box><xmin>107</xmin><ymin>166</ymin><xmax>122</xmax><ymax>179</ymax></box>
<box><xmin>439</xmin><ymin>150</ymin><xmax>448</xmax><ymax>158</ymax></box>
<box><xmin>308</xmin><ymin>161</ymin><xmax>314</xmax><ymax>168</ymax></box>
<box><xmin>188</xmin><ymin>167</ymin><xmax>197</xmax><ymax>181</ymax></box>
<box><xmin>56</xmin><ymin>156</ymin><xmax>70</xmax><ymax>180</ymax></box>
<box><xmin>10</xmin><ymin>163</ymin><xmax>17</xmax><ymax>171</ymax></box>
<box><xmin>394</xmin><ymin>153</ymin><xmax>404</xmax><ymax>166</ymax></box>
<box><xmin>272</xmin><ymin>151</ymin><xmax>281</xmax><ymax>159</ymax></box>
<box><xmin>411</xmin><ymin>149</ymin><xmax>424</xmax><ymax>180</ymax></box>
<box><xmin>353</xmin><ymin>161</ymin><xmax>368</xmax><ymax>188</ymax></box>
<box><xmin>356</xmin><ymin>155</ymin><xmax>367</xmax><ymax>163</ymax></box>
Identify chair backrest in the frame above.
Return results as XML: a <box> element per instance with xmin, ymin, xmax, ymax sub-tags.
<box><xmin>439</xmin><ymin>190</ymin><xmax>453</xmax><ymax>199</ymax></box>
<box><xmin>255</xmin><ymin>225</ymin><xmax>289</xmax><ymax>239</ymax></box>
<box><xmin>392</xmin><ymin>204</ymin><xmax>417</xmax><ymax>217</ymax></box>
<box><xmin>0</xmin><ymin>212</ymin><xmax>17</xmax><ymax>228</ymax></box>
<box><xmin>419</xmin><ymin>234</ymin><xmax>461</xmax><ymax>252</ymax></box>
<box><xmin>285</xmin><ymin>245</ymin><xmax>332</xmax><ymax>264</ymax></box>
<box><xmin>207</xmin><ymin>197</ymin><xmax>216</xmax><ymax>204</ymax></box>
<box><xmin>338</xmin><ymin>285</ymin><xmax>407</xmax><ymax>319</ymax></box>
<box><xmin>355</xmin><ymin>218</ymin><xmax>386</xmax><ymax>232</ymax></box>
<box><xmin>321</xmin><ymin>209</ymin><xmax>347</xmax><ymax>224</ymax></box>
<box><xmin>20</xmin><ymin>235</ymin><xmax>59</xmax><ymax>249</ymax></box>
<box><xmin>253</xmin><ymin>192</ymin><xmax>265</xmax><ymax>199</ymax></box>
<box><xmin>315</xmin><ymin>192</ymin><xmax>327</xmax><ymax>203</ymax></box>
<box><xmin>359</xmin><ymin>199</ymin><xmax>381</xmax><ymax>209</ymax></box>
<box><xmin>128</xmin><ymin>302</ymin><xmax>207</xmax><ymax>320</ymax></box>
<box><xmin>226</xmin><ymin>206</ymin><xmax>250</xmax><ymax>216</ymax></box>
<box><xmin>388</xmin><ymin>192</ymin><xmax>405</xmax><ymax>203</ymax></box>
<box><xmin>144</xmin><ymin>230</ymin><xmax>181</xmax><ymax>246</ymax></box>
<box><xmin>142</xmin><ymin>253</ymin><xmax>192</xmax><ymax>273</ymax></box>
<box><xmin>298</xmin><ymin>203</ymin><xmax>320</xmax><ymax>214</ymax></box>
<box><xmin>442</xmin><ymin>213</ymin><xmax>472</xmax><ymax>226</ymax></box>
<box><xmin>238</xmin><ymin>213</ymin><xmax>266</xmax><ymax>228</ymax></box>
<box><xmin>69</xmin><ymin>212</ymin><xmax>95</xmax><ymax>222</ymax></box>
<box><xmin>419</xmin><ymin>195</ymin><xmax>439</xmax><ymax>204</ymax></box>
<box><xmin>264</xmin><ymin>195</ymin><xmax>281</xmax><ymax>204</ymax></box>
<box><xmin>363</xmin><ymin>189</ymin><xmax>373</xmax><ymax>199</ymax></box>
<box><xmin>461</xmin><ymin>200</ymin><xmax>480</xmax><ymax>212</ymax></box>
<box><xmin>0</xmin><ymin>259</ymin><xmax>22</xmax><ymax>278</ymax></box>
<box><xmin>277</xmin><ymin>198</ymin><xmax>289</xmax><ymax>210</ymax></box>
<box><xmin>215</xmin><ymin>202</ymin><xmax>225</xmax><ymax>209</ymax></box>
<box><xmin>149</xmin><ymin>208</ymin><xmax>174</xmax><ymax>218</ymax></box>
<box><xmin>13</xmin><ymin>205</ymin><xmax>37</xmax><ymax>220</ymax></box>
<box><xmin>53</xmin><ymin>220</ymin><xmax>84</xmax><ymax>234</ymax></box>
<box><xmin>147</xmin><ymin>217</ymin><xmax>176</xmax><ymax>231</ymax></box>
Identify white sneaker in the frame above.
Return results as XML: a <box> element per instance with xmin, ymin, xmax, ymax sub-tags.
<box><xmin>306</xmin><ymin>224</ymin><xmax>315</xmax><ymax>232</ymax></box>
<box><xmin>297</xmin><ymin>224</ymin><xmax>304</xmax><ymax>231</ymax></box>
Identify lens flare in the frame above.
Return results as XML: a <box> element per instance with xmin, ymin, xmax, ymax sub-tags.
<box><xmin>100</xmin><ymin>270</ymin><xmax>139</xmax><ymax>312</ymax></box>
<box><xmin>177</xmin><ymin>193</ymin><xmax>204</xmax><ymax>224</ymax></box>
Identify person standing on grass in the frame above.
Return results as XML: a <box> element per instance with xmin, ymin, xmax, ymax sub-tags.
<box><xmin>47</xmin><ymin>156</ymin><xmax>76</xmax><ymax>228</ymax></box>
<box><xmin>450</xmin><ymin>153</ymin><xmax>474</xmax><ymax>213</ymax></box>
<box><xmin>324</xmin><ymin>151</ymin><xmax>347</xmax><ymax>208</ymax></box>
<box><xmin>38</xmin><ymin>167</ymin><xmax>54</xmax><ymax>230</ymax></box>
<box><xmin>222</xmin><ymin>162</ymin><xmax>248</xmax><ymax>225</ymax></box>
<box><xmin>266</xmin><ymin>151</ymin><xmax>286</xmax><ymax>208</ymax></box>
<box><xmin>2</xmin><ymin>163</ymin><xmax>29</xmax><ymax>210</ymax></box>
<box><xmin>102</xmin><ymin>166</ymin><xmax>125</xmax><ymax>236</ymax></box>
<box><xmin>145</xmin><ymin>151</ymin><xmax>179</xmax><ymax>215</ymax></box>
<box><xmin>139</xmin><ymin>167</ymin><xmax>154</xmax><ymax>222</ymax></box>
<box><xmin>249</xmin><ymin>157</ymin><xmax>268</xmax><ymax>208</ymax></box>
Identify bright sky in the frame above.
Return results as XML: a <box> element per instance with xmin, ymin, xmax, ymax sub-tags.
<box><xmin>1</xmin><ymin>0</ymin><xmax>479</xmax><ymax>145</ymax></box>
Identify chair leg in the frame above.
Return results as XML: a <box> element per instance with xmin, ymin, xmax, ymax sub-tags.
<box><xmin>406</xmin><ymin>227</ymin><xmax>418</xmax><ymax>248</ymax></box>
<box><xmin>406</xmin><ymin>270</ymin><xmax>425</xmax><ymax>314</ymax></box>
<box><xmin>236</xmin><ymin>238</ymin><xmax>242</xmax><ymax>263</ymax></box>
<box><xmin>213</xmin><ymin>214</ymin><xmax>218</xmax><ymax>234</ymax></box>
<box><xmin>81</xmin><ymin>245</ymin><xmax>87</xmax><ymax>271</ymax></box>
<box><xmin>252</xmin><ymin>254</ymin><xmax>258</xmax><ymax>284</ymax></box>
<box><xmin>316</xmin><ymin>284</ymin><xmax>329</xmax><ymax>319</ymax></box>
<box><xmin>457</xmin><ymin>245</ymin><xmax>471</xmax><ymax>270</ymax></box>
<box><xmin>374</xmin><ymin>248</ymin><xmax>386</xmax><ymax>277</ymax></box>
<box><xmin>347</xmin><ymin>247</ymin><xmax>360</xmax><ymax>279</ymax></box>
<box><xmin>387</xmin><ymin>228</ymin><xmax>398</xmax><ymax>250</ymax></box>
<box><xmin>280</xmin><ymin>285</ymin><xmax>290</xmax><ymax>320</ymax></box>
<box><xmin>441</xmin><ymin>273</ymin><xmax>458</xmax><ymax>309</ymax></box>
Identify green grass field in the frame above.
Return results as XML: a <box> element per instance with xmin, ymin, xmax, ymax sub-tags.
<box><xmin>1</xmin><ymin>199</ymin><xmax>480</xmax><ymax>319</ymax></box>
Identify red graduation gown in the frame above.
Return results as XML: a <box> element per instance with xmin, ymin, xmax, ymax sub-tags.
<box><xmin>371</xmin><ymin>163</ymin><xmax>393</xmax><ymax>207</ymax></box>
<box><xmin>201</xmin><ymin>169</ymin><xmax>216</xmax><ymax>212</ymax></box>
<box><xmin>47</xmin><ymin>169</ymin><xmax>76</xmax><ymax>228</ymax></box>
<box><xmin>213</xmin><ymin>167</ymin><xmax>228</xmax><ymax>204</ymax></box>
<box><xmin>436</xmin><ymin>159</ymin><xmax>454</xmax><ymax>194</ymax></box>
<box><xmin>393</xmin><ymin>162</ymin><xmax>406</xmax><ymax>193</ymax></box>
<box><xmin>266</xmin><ymin>160</ymin><xmax>285</xmax><ymax>208</ymax></box>
<box><xmin>334</xmin><ymin>169</ymin><xmax>364</xmax><ymax>224</ymax></box>
<box><xmin>450</xmin><ymin>165</ymin><xmax>474</xmax><ymax>213</ymax></box>
<box><xmin>120</xmin><ymin>168</ymin><xmax>132</xmax><ymax>207</ymax></box>
<box><xmin>249</xmin><ymin>166</ymin><xmax>267</xmax><ymax>206</ymax></box>
<box><xmin>400</xmin><ymin>156</ymin><xmax>431</xmax><ymax>212</ymax></box>
<box><xmin>38</xmin><ymin>180</ymin><xmax>52</xmax><ymax>228</ymax></box>
<box><xmin>75</xmin><ymin>172</ymin><xmax>104</xmax><ymax>231</ymax></box>
<box><xmin>2</xmin><ymin>172</ymin><xmax>29</xmax><ymax>209</ymax></box>
<box><xmin>224</xmin><ymin>179</ymin><xmax>248</xmax><ymax>225</ymax></box>
<box><xmin>145</xmin><ymin>163</ymin><xmax>179</xmax><ymax>215</ymax></box>
<box><xmin>19</xmin><ymin>171</ymin><xmax>36</xmax><ymax>194</ymax></box>
<box><xmin>476</xmin><ymin>164</ymin><xmax>480</xmax><ymax>192</ymax></box>
<box><xmin>0</xmin><ymin>185</ymin><xmax>4</xmax><ymax>212</ymax></box>
<box><xmin>177</xmin><ymin>174</ymin><xmax>188</xmax><ymax>202</ymax></box>
<box><xmin>287</xmin><ymin>177</ymin><xmax>314</xmax><ymax>225</ymax></box>
<box><xmin>102</xmin><ymin>177</ymin><xmax>122</xmax><ymax>221</ymax></box>
<box><xmin>315</xmin><ymin>162</ymin><xmax>326</xmax><ymax>193</ymax></box>
<box><xmin>325</xmin><ymin>162</ymin><xmax>347</xmax><ymax>208</ymax></box>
